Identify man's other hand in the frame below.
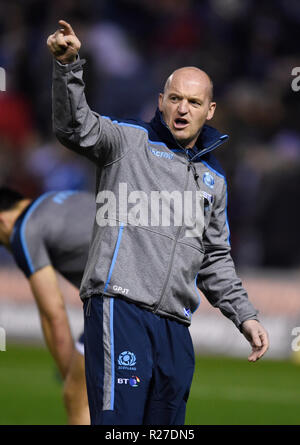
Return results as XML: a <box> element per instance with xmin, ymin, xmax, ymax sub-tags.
<box><xmin>241</xmin><ymin>319</ymin><xmax>269</xmax><ymax>362</ymax></box>
<box><xmin>47</xmin><ymin>20</ymin><xmax>81</xmax><ymax>64</ymax></box>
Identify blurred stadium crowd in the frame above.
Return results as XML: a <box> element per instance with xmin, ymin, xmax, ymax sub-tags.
<box><xmin>0</xmin><ymin>0</ymin><xmax>300</xmax><ymax>269</ymax></box>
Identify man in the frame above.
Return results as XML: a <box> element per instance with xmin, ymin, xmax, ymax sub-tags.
<box><xmin>0</xmin><ymin>187</ymin><xmax>95</xmax><ymax>424</ymax></box>
<box><xmin>47</xmin><ymin>20</ymin><xmax>269</xmax><ymax>425</ymax></box>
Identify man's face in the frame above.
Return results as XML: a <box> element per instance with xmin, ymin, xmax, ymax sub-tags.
<box><xmin>158</xmin><ymin>69</ymin><xmax>216</xmax><ymax>149</ymax></box>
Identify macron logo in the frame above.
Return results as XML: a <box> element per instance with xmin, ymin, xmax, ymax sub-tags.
<box><xmin>183</xmin><ymin>307</ymin><xmax>191</xmax><ymax>318</ymax></box>
<box><xmin>148</xmin><ymin>146</ymin><xmax>174</xmax><ymax>160</ymax></box>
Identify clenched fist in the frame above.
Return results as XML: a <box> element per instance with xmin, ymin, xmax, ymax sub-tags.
<box><xmin>47</xmin><ymin>20</ymin><xmax>81</xmax><ymax>64</ymax></box>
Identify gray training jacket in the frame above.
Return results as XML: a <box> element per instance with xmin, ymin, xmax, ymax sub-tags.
<box><xmin>52</xmin><ymin>58</ymin><xmax>258</xmax><ymax>329</ymax></box>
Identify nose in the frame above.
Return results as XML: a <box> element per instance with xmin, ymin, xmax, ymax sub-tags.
<box><xmin>177</xmin><ymin>99</ymin><xmax>188</xmax><ymax>114</ymax></box>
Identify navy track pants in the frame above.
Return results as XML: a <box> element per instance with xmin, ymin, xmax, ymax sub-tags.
<box><xmin>83</xmin><ymin>295</ymin><xmax>195</xmax><ymax>425</ymax></box>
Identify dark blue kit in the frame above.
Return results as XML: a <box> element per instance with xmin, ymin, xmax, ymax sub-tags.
<box><xmin>84</xmin><ymin>296</ymin><xmax>195</xmax><ymax>425</ymax></box>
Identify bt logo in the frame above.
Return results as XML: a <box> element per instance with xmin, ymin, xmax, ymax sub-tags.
<box><xmin>117</xmin><ymin>376</ymin><xmax>141</xmax><ymax>387</ymax></box>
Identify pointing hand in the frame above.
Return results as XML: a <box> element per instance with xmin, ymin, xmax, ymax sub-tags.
<box><xmin>47</xmin><ymin>20</ymin><xmax>81</xmax><ymax>64</ymax></box>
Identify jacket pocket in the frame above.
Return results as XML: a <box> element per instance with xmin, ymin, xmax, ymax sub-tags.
<box><xmin>106</xmin><ymin>223</ymin><xmax>174</xmax><ymax>307</ymax></box>
<box><xmin>159</xmin><ymin>241</ymin><xmax>204</xmax><ymax>320</ymax></box>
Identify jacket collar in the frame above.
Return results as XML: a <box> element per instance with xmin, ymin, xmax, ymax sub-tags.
<box><xmin>150</xmin><ymin>108</ymin><xmax>229</xmax><ymax>160</ymax></box>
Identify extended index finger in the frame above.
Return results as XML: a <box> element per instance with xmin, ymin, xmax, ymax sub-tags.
<box><xmin>58</xmin><ymin>20</ymin><xmax>75</xmax><ymax>35</ymax></box>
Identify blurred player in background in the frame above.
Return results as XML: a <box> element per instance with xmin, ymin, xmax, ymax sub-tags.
<box><xmin>0</xmin><ymin>187</ymin><xmax>96</xmax><ymax>424</ymax></box>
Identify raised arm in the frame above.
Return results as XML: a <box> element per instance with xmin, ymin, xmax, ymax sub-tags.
<box><xmin>47</xmin><ymin>20</ymin><xmax>80</xmax><ymax>64</ymax></box>
<box><xmin>47</xmin><ymin>20</ymin><xmax>125</xmax><ymax>165</ymax></box>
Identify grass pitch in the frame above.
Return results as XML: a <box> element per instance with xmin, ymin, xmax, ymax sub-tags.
<box><xmin>0</xmin><ymin>344</ymin><xmax>299</xmax><ymax>425</ymax></box>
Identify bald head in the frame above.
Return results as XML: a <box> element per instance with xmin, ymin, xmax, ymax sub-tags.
<box><xmin>163</xmin><ymin>67</ymin><xmax>214</xmax><ymax>102</ymax></box>
<box><xmin>158</xmin><ymin>66</ymin><xmax>216</xmax><ymax>148</ymax></box>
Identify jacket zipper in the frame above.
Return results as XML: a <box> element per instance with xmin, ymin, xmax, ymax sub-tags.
<box><xmin>158</xmin><ymin>113</ymin><xmax>202</xmax><ymax>190</ymax></box>
<box><xmin>188</xmin><ymin>160</ymin><xmax>200</xmax><ymax>189</ymax></box>
<box><xmin>152</xmin><ymin>113</ymin><xmax>221</xmax><ymax>315</ymax></box>
<box><xmin>153</xmin><ymin>160</ymin><xmax>191</xmax><ymax>313</ymax></box>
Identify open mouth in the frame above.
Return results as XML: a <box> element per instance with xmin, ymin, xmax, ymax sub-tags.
<box><xmin>174</xmin><ymin>118</ymin><xmax>189</xmax><ymax>129</ymax></box>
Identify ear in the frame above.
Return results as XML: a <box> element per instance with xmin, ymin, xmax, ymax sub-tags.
<box><xmin>158</xmin><ymin>93</ymin><xmax>164</xmax><ymax>112</ymax></box>
<box><xmin>206</xmin><ymin>102</ymin><xmax>216</xmax><ymax>121</ymax></box>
